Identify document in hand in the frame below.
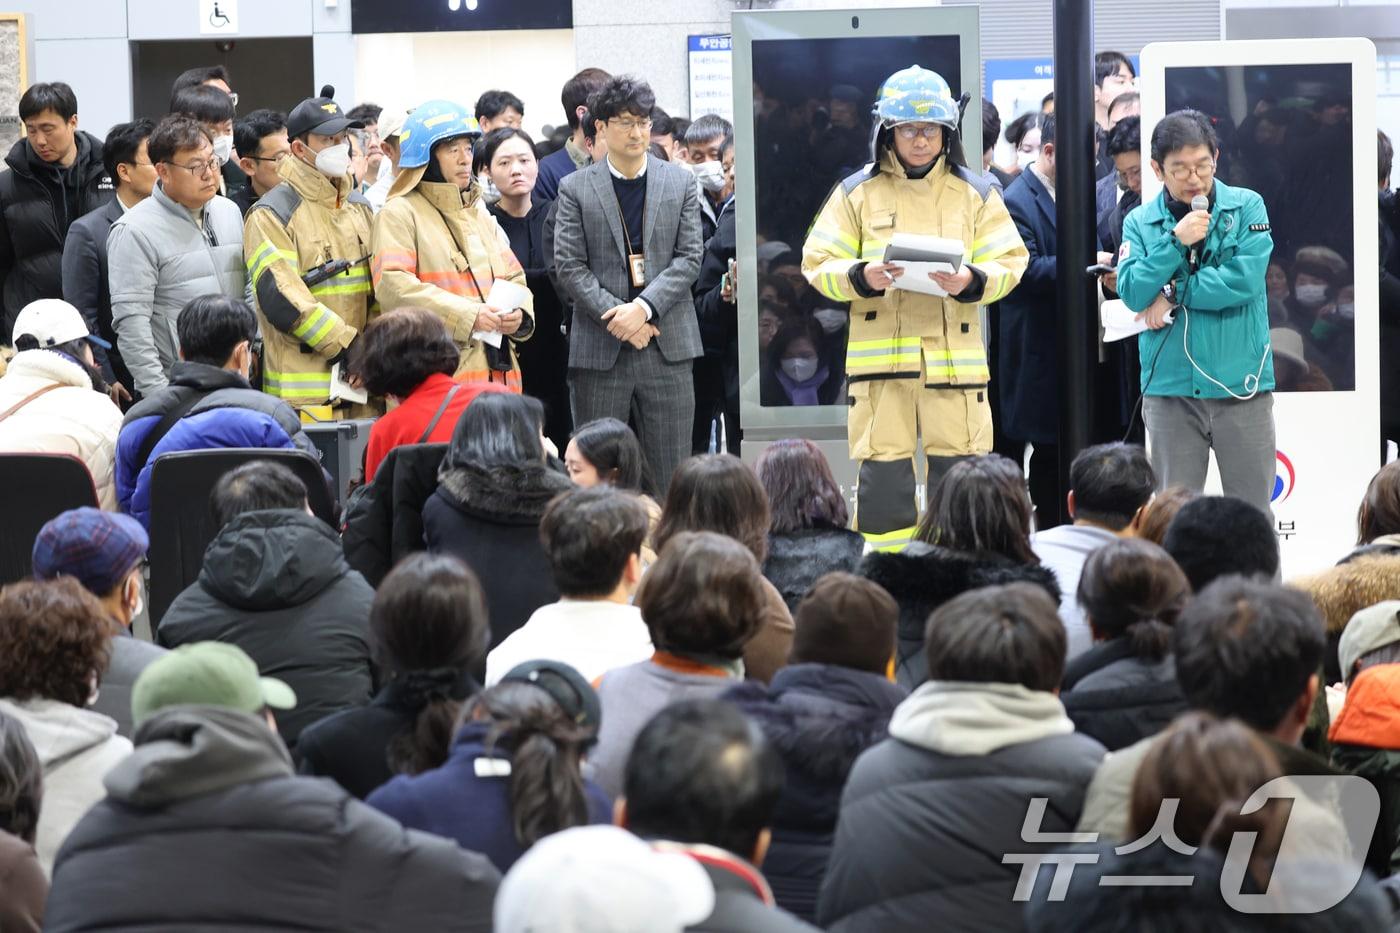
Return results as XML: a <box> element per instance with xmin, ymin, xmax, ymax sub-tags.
<box><xmin>883</xmin><ymin>233</ymin><xmax>965</xmax><ymax>297</ymax></box>
<box><xmin>473</xmin><ymin>278</ymin><xmax>531</xmax><ymax>348</ymax></box>
<box><xmin>1101</xmin><ymin>299</ymin><xmax>1173</xmax><ymax>343</ymax></box>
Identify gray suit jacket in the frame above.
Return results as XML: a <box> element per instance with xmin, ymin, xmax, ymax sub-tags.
<box><xmin>553</xmin><ymin>156</ymin><xmax>704</xmax><ymax>371</ymax></box>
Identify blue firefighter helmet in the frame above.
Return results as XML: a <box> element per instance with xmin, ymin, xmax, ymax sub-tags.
<box><xmin>396</xmin><ymin>99</ymin><xmax>483</xmax><ymax>170</ymax></box>
<box><xmin>873</xmin><ymin>66</ymin><xmax>959</xmax><ymax>129</ymax></box>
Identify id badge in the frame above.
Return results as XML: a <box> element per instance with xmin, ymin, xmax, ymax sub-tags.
<box><xmin>628</xmin><ymin>253</ymin><xmax>646</xmax><ymax>288</ymax></box>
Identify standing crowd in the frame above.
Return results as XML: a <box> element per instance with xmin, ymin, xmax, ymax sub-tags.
<box><xmin>0</xmin><ymin>51</ymin><xmax>1395</xmax><ymax>933</ymax></box>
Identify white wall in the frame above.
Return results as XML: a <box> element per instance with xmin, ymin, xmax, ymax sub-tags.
<box><xmin>353</xmin><ymin>30</ymin><xmax>576</xmax><ymax>139</ymax></box>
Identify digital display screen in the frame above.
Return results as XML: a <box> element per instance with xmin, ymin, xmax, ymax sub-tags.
<box><xmin>351</xmin><ymin>0</ymin><xmax>572</xmax><ymax>35</ymax></box>
<box><xmin>750</xmin><ymin>35</ymin><xmax>963</xmax><ymax>408</ymax></box>
<box><xmin>1166</xmin><ymin>63</ymin><xmax>1354</xmax><ymax>392</ymax></box>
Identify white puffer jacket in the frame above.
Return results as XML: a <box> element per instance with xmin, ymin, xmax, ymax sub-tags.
<box><xmin>0</xmin><ymin>349</ymin><xmax>122</xmax><ymax>508</ymax></box>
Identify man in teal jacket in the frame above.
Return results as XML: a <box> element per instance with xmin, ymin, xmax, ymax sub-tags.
<box><xmin>1116</xmin><ymin>110</ymin><xmax>1276</xmax><ymax>516</ymax></box>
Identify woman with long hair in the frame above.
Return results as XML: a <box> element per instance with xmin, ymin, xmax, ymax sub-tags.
<box><xmin>860</xmin><ymin>454</ymin><xmax>1060</xmax><ymax>687</ymax></box>
<box><xmin>753</xmin><ymin>438</ymin><xmax>864</xmax><ymax>610</ymax></box>
<box><xmin>423</xmin><ymin>392</ymin><xmax>573</xmax><ymax>647</ymax></box>
<box><xmin>367</xmin><ymin>663</ymin><xmax>609</xmax><ymax>872</ymax></box>
<box><xmin>654</xmin><ymin>454</ymin><xmax>796</xmax><ymax>683</ymax></box>
<box><xmin>296</xmin><ymin>553</ymin><xmax>490</xmax><ymax>799</ymax></box>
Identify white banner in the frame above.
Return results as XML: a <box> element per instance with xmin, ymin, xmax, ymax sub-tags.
<box><xmin>1140</xmin><ymin>38</ymin><xmax>1379</xmax><ymax>578</ymax></box>
<box><xmin>689</xmin><ymin>34</ymin><xmax>733</xmax><ymax>123</ymax></box>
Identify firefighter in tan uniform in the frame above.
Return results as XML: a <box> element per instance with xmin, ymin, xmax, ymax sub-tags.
<box><xmin>244</xmin><ymin>92</ymin><xmax>377</xmax><ymax>418</ymax></box>
<box><xmin>803</xmin><ymin>66</ymin><xmax>1028</xmax><ymax>551</ymax></box>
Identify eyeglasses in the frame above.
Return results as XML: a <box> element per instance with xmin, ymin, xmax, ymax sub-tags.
<box><xmin>246</xmin><ymin>151</ymin><xmax>290</xmax><ymax>164</ymax></box>
<box><xmin>609</xmin><ymin>118</ymin><xmax>653</xmax><ymax>133</ymax></box>
<box><xmin>895</xmin><ymin>125</ymin><xmax>942</xmax><ymax>141</ymax></box>
<box><xmin>1165</xmin><ymin>159</ymin><xmax>1216</xmax><ymax>182</ymax></box>
<box><xmin>164</xmin><ymin>157</ymin><xmax>221</xmax><ymax>177</ymax></box>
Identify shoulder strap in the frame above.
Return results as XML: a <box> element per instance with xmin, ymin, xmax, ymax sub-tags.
<box><xmin>133</xmin><ymin>390</ymin><xmax>209</xmax><ymax>471</ymax></box>
<box><xmin>0</xmin><ymin>382</ymin><xmax>64</xmax><ymax>424</ymax></box>
<box><xmin>417</xmin><ymin>383</ymin><xmax>464</xmax><ymax>444</ymax></box>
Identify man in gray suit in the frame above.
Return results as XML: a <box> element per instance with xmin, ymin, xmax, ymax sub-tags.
<box><xmin>554</xmin><ymin>76</ymin><xmax>704</xmax><ymax>492</ymax></box>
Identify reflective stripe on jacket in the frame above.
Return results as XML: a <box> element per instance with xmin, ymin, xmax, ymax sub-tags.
<box><xmin>370</xmin><ymin>166</ymin><xmax>533</xmax><ymax>388</ymax></box>
<box><xmin>802</xmin><ymin>150</ymin><xmax>1028</xmax><ymax>387</ymax></box>
<box><xmin>243</xmin><ymin>155</ymin><xmax>376</xmax><ymax>406</ymax></box>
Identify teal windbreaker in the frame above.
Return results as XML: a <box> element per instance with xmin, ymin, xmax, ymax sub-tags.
<box><xmin>1116</xmin><ymin>179</ymin><xmax>1275</xmax><ymax>399</ymax></box>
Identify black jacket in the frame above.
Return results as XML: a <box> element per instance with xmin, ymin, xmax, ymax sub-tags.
<box><xmin>156</xmin><ymin>509</ymin><xmax>376</xmax><ymax>748</ymax></box>
<box><xmin>342</xmin><ymin>442</ymin><xmax>449</xmax><ymax>587</ymax></box>
<box><xmin>156</xmin><ymin>509</ymin><xmax>375</xmax><ymax>750</ymax></box>
<box><xmin>297</xmin><ymin>672</ymin><xmax>480</xmax><ymax>800</ymax></box>
<box><xmin>694</xmin><ymin>201</ymin><xmax>738</xmax><ymax>362</ymax></box>
<box><xmin>490</xmin><ymin>198</ymin><xmax>572</xmax><ymax>447</ymax></box>
<box><xmin>998</xmin><ymin>166</ymin><xmax>1059</xmax><ymax>445</ymax></box>
<box><xmin>1060</xmin><ymin>639</ymin><xmax>1187</xmax><ymax>752</ymax></box>
<box><xmin>859</xmin><ymin>542</ymin><xmax>1061</xmax><ymax>688</ymax></box>
<box><xmin>724</xmin><ymin>664</ymin><xmax>907</xmax><ymax>922</ymax></box>
<box><xmin>45</xmin><ymin>706</ymin><xmax>499</xmax><ymax>932</ymax></box>
<box><xmin>0</xmin><ymin>133</ymin><xmax>113</xmax><ymax>341</ymax></box>
<box><xmin>60</xmin><ymin>197</ymin><xmax>128</xmax><ymax>388</ymax></box>
<box><xmin>422</xmin><ymin>460</ymin><xmax>574</xmax><ymax>649</ymax></box>
<box><xmin>763</xmin><ymin>527</ymin><xmax>866</xmax><ymax>612</ymax></box>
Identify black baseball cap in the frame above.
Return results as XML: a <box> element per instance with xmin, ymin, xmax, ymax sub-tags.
<box><xmin>500</xmin><ymin>660</ymin><xmax>602</xmax><ymax>736</ymax></box>
<box><xmin>286</xmin><ymin>86</ymin><xmax>363</xmax><ymax>140</ymax></box>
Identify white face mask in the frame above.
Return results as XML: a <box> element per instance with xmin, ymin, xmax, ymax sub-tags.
<box><xmin>212</xmin><ymin>134</ymin><xmax>234</xmax><ymax>166</ymax></box>
<box><xmin>813</xmin><ymin>307</ymin><xmax>848</xmax><ymax>334</ymax></box>
<box><xmin>781</xmin><ymin>356</ymin><xmax>819</xmax><ymax>382</ymax></box>
<box><xmin>691</xmin><ymin>160</ymin><xmax>726</xmax><ymax>193</ymax></box>
<box><xmin>1295</xmin><ymin>283</ymin><xmax>1328</xmax><ymax>307</ymax></box>
<box><xmin>314</xmin><ymin>142</ymin><xmax>352</xmax><ymax>179</ymax></box>
<box><xmin>1335</xmin><ymin>302</ymin><xmax>1355</xmax><ymax>321</ymax></box>
<box><xmin>1016</xmin><ymin>150</ymin><xmax>1036</xmax><ymax>170</ymax></box>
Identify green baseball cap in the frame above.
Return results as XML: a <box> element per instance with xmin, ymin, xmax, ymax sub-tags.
<box><xmin>132</xmin><ymin>642</ymin><xmax>297</xmax><ymax>726</ymax></box>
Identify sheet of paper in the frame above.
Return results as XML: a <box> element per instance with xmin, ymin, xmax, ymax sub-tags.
<box><xmin>889</xmin><ymin>262</ymin><xmax>954</xmax><ymax>297</ymax></box>
<box><xmin>1101</xmin><ymin>299</ymin><xmax>1173</xmax><ymax>343</ymax></box>
<box><xmin>329</xmin><ymin>362</ymin><xmax>367</xmax><ymax>404</ymax></box>
<box><xmin>471</xmin><ymin>328</ymin><xmax>504</xmax><ymax>348</ymax></box>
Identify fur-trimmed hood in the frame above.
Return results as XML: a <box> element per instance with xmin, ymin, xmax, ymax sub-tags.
<box><xmin>860</xmin><ymin>542</ymin><xmax>1061</xmax><ymax>688</ymax></box>
<box><xmin>1292</xmin><ymin>553</ymin><xmax>1400</xmax><ymax>636</ymax></box>
<box><xmin>436</xmin><ymin>460</ymin><xmax>573</xmax><ymax>526</ymax></box>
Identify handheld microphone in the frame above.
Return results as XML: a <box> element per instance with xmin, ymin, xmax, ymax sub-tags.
<box><xmin>1188</xmin><ymin>194</ymin><xmax>1209</xmax><ymax>271</ymax></box>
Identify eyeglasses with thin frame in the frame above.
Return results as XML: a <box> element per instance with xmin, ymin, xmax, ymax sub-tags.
<box><xmin>895</xmin><ymin>125</ymin><xmax>942</xmax><ymax>141</ymax></box>
<box><xmin>609</xmin><ymin>118</ymin><xmax>653</xmax><ymax>133</ymax></box>
<box><xmin>1165</xmin><ymin>159</ymin><xmax>1216</xmax><ymax>182</ymax></box>
<box><xmin>163</xmin><ymin>157</ymin><xmax>221</xmax><ymax>178</ymax></box>
<box><xmin>245</xmin><ymin>151</ymin><xmax>291</xmax><ymax>164</ymax></box>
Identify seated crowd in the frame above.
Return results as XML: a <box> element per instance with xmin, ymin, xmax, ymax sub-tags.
<box><xmin>4</xmin><ymin>405</ymin><xmax>1400</xmax><ymax>930</ymax></box>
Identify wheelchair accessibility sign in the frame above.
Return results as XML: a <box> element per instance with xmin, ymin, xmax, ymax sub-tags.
<box><xmin>200</xmin><ymin>0</ymin><xmax>238</xmax><ymax>35</ymax></box>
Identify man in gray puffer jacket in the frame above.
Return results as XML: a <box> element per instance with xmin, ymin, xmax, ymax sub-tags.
<box><xmin>818</xmin><ymin>583</ymin><xmax>1106</xmax><ymax>933</ymax></box>
<box><xmin>44</xmin><ymin>644</ymin><xmax>499</xmax><ymax>932</ymax></box>
<box><xmin>108</xmin><ymin>114</ymin><xmax>244</xmax><ymax>398</ymax></box>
